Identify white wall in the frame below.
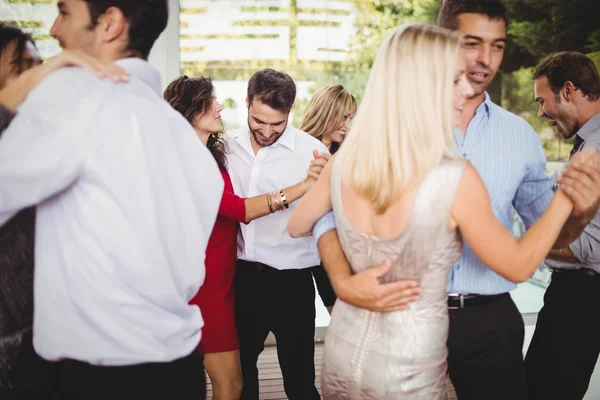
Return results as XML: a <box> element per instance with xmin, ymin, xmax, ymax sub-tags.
<box><xmin>148</xmin><ymin>0</ymin><xmax>181</xmax><ymax>90</ymax></box>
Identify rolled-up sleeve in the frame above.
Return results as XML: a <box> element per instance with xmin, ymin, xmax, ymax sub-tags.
<box><xmin>312</xmin><ymin>211</ymin><xmax>337</xmax><ymax>243</ymax></box>
<box><xmin>569</xmin><ymin>213</ymin><xmax>600</xmax><ymax>266</ymax></box>
<box><xmin>569</xmin><ymin>139</ymin><xmax>600</xmax><ymax>267</ymax></box>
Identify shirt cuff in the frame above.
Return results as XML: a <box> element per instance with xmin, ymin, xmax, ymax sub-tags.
<box><xmin>312</xmin><ymin>212</ymin><xmax>337</xmax><ymax>243</ymax></box>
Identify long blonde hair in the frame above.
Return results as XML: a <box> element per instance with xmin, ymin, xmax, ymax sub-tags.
<box><xmin>337</xmin><ymin>23</ymin><xmax>461</xmax><ymax>214</ymax></box>
<box><xmin>300</xmin><ymin>84</ymin><xmax>357</xmax><ymax>154</ymax></box>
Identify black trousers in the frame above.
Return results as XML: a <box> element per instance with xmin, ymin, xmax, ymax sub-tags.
<box><xmin>0</xmin><ymin>331</ymin><xmax>60</xmax><ymax>400</ymax></box>
<box><xmin>525</xmin><ymin>269</ymin><xmax>600</xmax><ymax>400</ymax></box>
<box><xmin>311</xmin><ymin>263</ymin><xmax>337</xmax><ymax>307</ymax></box>
<box><xmin>447</xmin><ymin>293</ymin><xmax>528</xmax><ymax>400</ymax></box>
<box><xmin>48</xmin><ymin>351</ymin><xmax>205</xmax><ymax>400</ymax></box>
<box><xmin>235</xmin><ymin>260</ymin><xmax>320</xmax><ymax>400</ymax></box>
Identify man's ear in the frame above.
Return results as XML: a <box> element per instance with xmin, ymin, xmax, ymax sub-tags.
<box><xmin>563</xmin><ymin>81</ymin><xmax>577</xmax><ymax>102</ymax></box>
<box><xmin>96</xmin><ymin>6</ymin><xmax>127</xmax><ymax>44</ymax></box>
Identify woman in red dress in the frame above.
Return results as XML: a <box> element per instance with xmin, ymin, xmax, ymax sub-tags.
<box><xmin>164</xmin><ymin>76</ymin><xmax>325</xmax><ymax>400</ymax></box>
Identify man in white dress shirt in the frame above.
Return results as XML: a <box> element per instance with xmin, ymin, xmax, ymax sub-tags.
<box><xmin>0</xmin><ymin>1</ymin><xmax>223</xmax><ymax>398</ymax></box>
<box><xmin>227</xmin><ymin>69</ymin><xmax>328</xmax><ymax>399</ymax></box>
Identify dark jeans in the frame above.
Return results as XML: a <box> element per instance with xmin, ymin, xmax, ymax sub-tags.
<box><xmin>447</xmin><ymin>293</ymin><xmax>528</xmax><ymax>400</ymax></box>
<box><xmin>49</xmin><ymin>351</ymin><xmax>205</xmax><ymax>400</ymax></box>
<box><xmin>311</xmin><ymin>263</ymin><xmax>337</xmax><ymax>307</ymax></box>
<box><xmin>235</xmin><ymin>260</ymin><xmax>320</xmax><ymax>400</ymax></box>
<box><xmin>525</xmin><ymin>269</ymin><xmax>600</xmax><ymax>400</ymax></box>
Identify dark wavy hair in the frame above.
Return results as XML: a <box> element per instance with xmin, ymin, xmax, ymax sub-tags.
<box><xmin>164</xmin><ymin>75</ymin><xmax>228</xmax><ymax>171</ymax></box>
<box><xmin>0</xmin><ymin>23</ymin><xmax>37</xmax><ymax>87</ymax></box>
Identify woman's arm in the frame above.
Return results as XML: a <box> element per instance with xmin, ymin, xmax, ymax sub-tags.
<box><xmin>288</xmin><ymin>158</ymin><xmax>334</xmax><ymax>238</ymax></box>
<box><xmin>220</xmin><ymin>152</ymin><xmax>330</xmax><ymax>223</ymax></box>
<box><xmin>0</xmin><ymin>50</ymin><xmax>128</xmax><ymax>112</ymax></box>
<box><xmin>452</xmin><ymin>163</ymin><xmax>573</xmax><ymax>283</ymax></box>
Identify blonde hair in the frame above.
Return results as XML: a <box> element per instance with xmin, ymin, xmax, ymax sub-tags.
<box><xmin>337</xmin><ymin>23</ymin><xmax>461</xmax><ymax>214</ymax></box>
<box><xmin>300</xmin><ymin>84</ymin><xmax>357</xmax><ymax>153</ymax></box>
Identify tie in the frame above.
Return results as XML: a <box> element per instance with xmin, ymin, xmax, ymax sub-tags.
<box><xmin>570</xmin><ymin>134</ymin><xmax>584</xmax><ymax>159</ymax></box>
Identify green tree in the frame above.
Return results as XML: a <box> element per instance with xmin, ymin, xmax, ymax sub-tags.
<box><xmin>318</xmin><ymin>0</ymin><xmax>441</xmax><ymax>103</ymax></box>
<box><xmin>503</xmin><ymin>0</ymin><xmax>600</xmax><ymax>72</ymax></box>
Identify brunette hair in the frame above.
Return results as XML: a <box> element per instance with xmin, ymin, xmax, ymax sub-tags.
<box><xmin>0</xmin><ymin>23</ymin><xmax>37</xmax><ymax>87</ymax></box>
<box><xmin>534</xmin><ymin>51</ymin><xmax>600</xmax><ymax>101</ymax></box>
<box><xmin>84</xmin><ymin>0</ymin><xmax>168</xmax><ymax>59</ymax></box>
<box><xmin>164</xmin><ymin>75</ymin><xmax>228</xmax><ymax>171</ymax></box>
<box><xmin>437</xmin><ymin>0</ymin><xmax>508</xmax><ymax>31</ymax></box>
<box><xmin>247</xmin><ymin>69</ymin><xmax>296</xmax><ymax>113</ymax></box>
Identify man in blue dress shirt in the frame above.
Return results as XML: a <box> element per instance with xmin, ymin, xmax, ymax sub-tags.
<box><xmin>312</xmin><ymin>1</ymin><xmax>600</xmax><ymax>399</ymax></box>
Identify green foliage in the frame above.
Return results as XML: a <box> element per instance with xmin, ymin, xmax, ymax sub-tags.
<box><xmin>502</xmin><ymin>0</ymin><xmax>600</xmax><ymax>72</ymax></box>
<box><xmin>316</xmin><ymin>0</ymin><xmax>441</xmax><ymax>103</ymax></box>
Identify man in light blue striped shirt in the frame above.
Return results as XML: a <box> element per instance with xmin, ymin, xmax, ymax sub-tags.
<box><xmin>312</xmin><ymin>1</ymin><xmax>600</xmax><ymax>399</ymax></box>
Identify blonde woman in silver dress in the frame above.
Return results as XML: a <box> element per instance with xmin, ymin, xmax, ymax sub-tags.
<box><xmin>288</xmin><ymin>23</ymin><xmax>590</xmax><ymax>399</ymax></box>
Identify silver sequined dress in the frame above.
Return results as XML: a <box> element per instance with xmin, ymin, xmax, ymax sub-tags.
<box><xmin>322</xmin><ymin>157</ymin><xmax>466</xmax><ymax>399</ymax></box>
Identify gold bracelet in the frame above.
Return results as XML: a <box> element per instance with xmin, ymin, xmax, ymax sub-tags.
<box><xmin>279</xmin><ymin>190</ymin><xmax>289</xmax><ymax>209</ymax></box>
<box><xmin>267</xmin><ymin>192</ymin><xmax>275</xmax><ymax>213</ymax></box>
<box><xmin>273</xmin><ymin>191</ymin><xmax>284</xmax><ymax>211</ymax></box>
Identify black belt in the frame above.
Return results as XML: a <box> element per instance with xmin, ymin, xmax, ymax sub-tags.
<box><xmin>552</xmin><ymin>268</ymin><xmax>600</xmax><ymax>279</ymax></box>
<box><xmin>237</xmin><ymin>260</ymin><xmax>316</xmax><ymax>273</ymax></box>
<box><xmin>447</xmin><ymin>292</ymin><xmax>508</xmax><ymax>309</ymax></box>
<box><xmin>238</xmin><ymin>260</ymin><xmax>272</xmax><ymax>272</ymax></box>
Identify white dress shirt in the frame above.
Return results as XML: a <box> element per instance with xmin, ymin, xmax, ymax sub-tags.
<box><xmin>226</xmin><ymin>125</ymin><xmax>328</xmax><ymax>270</ymax></box>
<box><xmin>0</xmin><ymin>58</ymin><xmax>223</xmax><ymax>365</ymax></box>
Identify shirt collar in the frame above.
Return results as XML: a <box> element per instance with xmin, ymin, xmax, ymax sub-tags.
<box><xmin>115</xmin><ymin>58</ymin><xmax>162</xmax><ymax>95</ymax></box>
<box><xmin>576</xmin><ymin>112</ymin><xmax>600</xmax><ymax>142</ymax></box>
<box><xmin>478</xmin><ymin>92</ymin><xmax>493</xmax><ymax>117</ymax></box>
<box><xmin>236</xmin><ymin>122</ymin><xmax>296</xmax><ymax>156</ymax></box>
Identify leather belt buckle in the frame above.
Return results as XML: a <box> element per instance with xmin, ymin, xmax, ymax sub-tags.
<box><xmin>447</xmin><ymin>294</ymin><xmax>468</xmax><ymax>310</ymax></box>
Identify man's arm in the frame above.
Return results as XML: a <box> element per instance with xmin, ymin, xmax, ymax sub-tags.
<box><xmin>314</xmin><ymin>213</ymin><xmax>422</xmax><ymax>312</ymax></box>
<box><xmin>0</xmin><ymin>70</ymin><xmax>94</xmax><ymax>226</ymax></box>
<box><xmin>552</xmin><ymin>152</ymin><xmax>600</xmax><ymax>248</ymax></box>
<box><xmin>513</xmin><ymin>132</ymin><xmax>600</xmax><ymax>249</ymax></box>
<box><xmin>547</xmin><ymin>246</ymin><xmax>578</xmax><ymax>263</ymax></box>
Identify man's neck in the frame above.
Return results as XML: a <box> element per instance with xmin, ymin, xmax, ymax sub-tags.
<box><xmin>575</xmin><ymin>101</ymin><xmax>600</xmax><ymax>131</ymax></box>
<box><xmin>249</xmin><ymin>132</ymin><xmax>263</xmax><ymax>155</ymax></box>
<box><xmin>458</xmin><ymin>92</ymin><xmax>486</xmax><ymax>134</ymax></box>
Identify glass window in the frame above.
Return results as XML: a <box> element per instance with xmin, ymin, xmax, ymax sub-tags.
<box><xmin>1</xmin><ymin>1</ymin><xmax>60</xmax><ymax>59</ymax></box>
<box><xmin>179</xmin><ymin>0</ymin><xmax>354</xmax><ymax>131</ymax></box>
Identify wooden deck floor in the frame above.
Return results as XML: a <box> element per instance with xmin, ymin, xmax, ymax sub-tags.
<box><xmin>206</xmin><ymin>343</ymin><xmax>458</xmax><ymax>399</ymax></box>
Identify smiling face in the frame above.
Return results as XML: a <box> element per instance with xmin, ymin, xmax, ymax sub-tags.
<box><xmin>323</xmin><ymin>111</ymin><xmax>355</xmax><ymax>147</ymax></box>
<box><xmin>453</xmin><ymin>55</ymin><xmax>474</xmax><ymax>126</ymax></box>
<box><xmin>194</xmin><ymin>94</ymin><xmax>223</xmax><ymax>145</ymax></box>
<box><xmin>455</xmin><ymin>13</ymin><xmax>506</xmax><ymax>99</ymax></box>
<box><xmin>246</xmin><ymin>99</ymin><xmax>289</xmax><ymax>150</ymax></box>
<box><xmin>534</xmin><ymin>76</ymin><xmax>579</xmax><ymax>139</ymax></box>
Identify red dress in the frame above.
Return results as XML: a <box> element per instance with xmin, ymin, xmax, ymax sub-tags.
<box><xmin>190</xmin><ymin>169</ymin><xmax>246</xmax><ymax>354</ymax></box>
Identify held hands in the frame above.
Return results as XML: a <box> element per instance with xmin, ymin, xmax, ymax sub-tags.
<box><xmin>558</xmin><ymin>147</ymin><xmax>600</xmax><ymax>221</ymax></box>
<box><xmin>41</xmin><ymin>50</ymin><xmax>129</xmax><ymax>83</ymax></box>
<box><xmin>334</xmin><ymin>261</ymin><xmax>422</xmax><ymax>312</ymax></box>
<box><xmin>303</xmin><ymin>150</ymin><xmax>331</xmax><ymax>187</ymax></box>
